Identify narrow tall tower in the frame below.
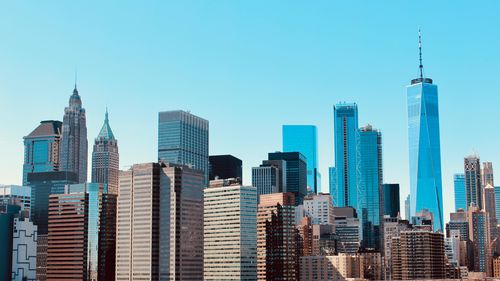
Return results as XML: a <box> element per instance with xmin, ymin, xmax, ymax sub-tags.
<box><xmin>92</xmin><ymin>110</ymin><xmax>119</xmax><ymax>194</ymax></box>
<box><xmin>334</xmin><ymin>103</ymin><xmax>358</xmax><ymax>208</ymax></box>
<box><xmin>407</xmin><ymin>30</ymin><xmax>444</xmax><ymax>231</ymax></box>
<box><xmin>60</xmin><ymin>85</ymin><xmax>88</xmax><ymax>183</ymax></box>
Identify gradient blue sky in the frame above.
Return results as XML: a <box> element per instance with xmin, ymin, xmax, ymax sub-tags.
<box><xmin>1</xmin><ymin>1</ymin><xmax>499</xmax><ymax>221</ymax></box>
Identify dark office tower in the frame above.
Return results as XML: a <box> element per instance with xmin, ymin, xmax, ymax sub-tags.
<box><xmin>60</xmin><ymin>85</ymin><xmax>88</xmax><ymax>183</ymax></box>
<box><xmin>92</xmin><ymin>110</ymin><xmax>119</xmax><ymax>195</ymax></box>
<box><xmin>334</xmin><ymin>103</ymin><xmax>358</xmax><ymax>208</ymax></box>
<box><xmin>46</xmin><ymin>183</ymin><xmax>117</xmax><ymax>281</ymax></box>
<box><xmin>22</xmin><ymin>120</ymin><xmax>62</xmax><ymax>186</ymax></box>
<box><xmin>482</xmin><ymin>162</ymin><xmax>494</xmax><ymax>187</ymax></box>
<box><xmin>465</xmin><ymin>155</ymin><xmax>482</xmax><ymax>209</ymax></box>
<box><xmin>356</xmin><ymin>125</ymin><xmax>383</xmax><ymax>250</ymax></box>
<box><xmin>158</xmin><ymin>110</ymin><xmax>209</xmax><ymax>184</ymax></box>
<box><xmin>282</xmin><ymin>125</ymin><xmax>320</xmax><ymax>193</ymax></box>
<box><xmin>391</xmin><ymin>230</ymin><xmax>446</xmax><ymax>280</ymax></box>
<box><xmin>383</xmin><ymin>184</ymin><xmax>401</xmax><ymax>218</ymax></box>
<box><xmin>407</xmin><ymin>31</ymin><xmax>444</xmax><ymax>232</ymax></box>
<box><xmin>268</xmin><ymin>152</ymin><xmax>307</xmax><ymax>205</ymax></box>
<box><xmin>468</xmin><ymin>206</ymin><xmax>492</xmax><ymax>275</ymax></box>
<box><xmin>27</xmin><ymin>171</ymin><xmax>78</xmax><ymax>281</ymax></box>
<box><xmin>209</xmin><ymin>154</ymin><xmax>242</xmax><ymax>181</ymax></box>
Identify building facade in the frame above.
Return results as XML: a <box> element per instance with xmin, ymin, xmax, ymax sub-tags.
<box><xmin>115</xmin><ymin>163</ymin><xmax>205</xmax><ymax>281</ymax></box>
<box><xmin>482</xmin><ymin>162</ymin><xmax>494</xmax><ymax>187</ymax></box>
<box><xmin>391</xmin><ymin>230</ymin><xmax>446</xmax><ymax>280</ymax></box>
<box><xmin>92</xmin><ymin>110</ymin><xmax>119</xmax><ymax>195</ymax></box>
<box><xmin>208</xmin><ymin>154</ymin><xmax>242</xmax><ymax>181</ymax></box>
<box><xmin>0</xmin><ymin>185</ymin><xmax>31</xmax><ymax>211</ymax></box>
<box><xmin>383</xmin><ymin>184</ymin><xmax>400</xmax><ymax>218</ymax></box>
<box><xmin>303</xmin><ymin>193</ymin><xmax>335</xmax><ymax>225</ymax></box>
<box><xmin>46</xmin><ymin>183</ymin><xmax>116</xmax><ymax>281</ymax></box>
<box><xmin>328</xmin><ymin>167</ymin><xmax>337</xmax><ymax>206</ymax></box>
<box><xmin>11</xmin><ymin>217</ymin><xmax>37</xmax><ymax>281</ymax></box>
<box><xmin>468</xmin><ymin>206</ymin><xmax>492</xmax><ymax>275</ymax></box>
<box><xmin>257</xmin><ymin>193</ymin><xmax>298</xmax><ymax>281</ymax></box>
<box><xmin>60</xmin><ymin>85</ymin><xmax>88</xmax><ymax>183</ymax></box>
<box><xmin>158</xmin><ymin>110</ymin><xmax>209</xmax><ymax>184</ymax></box>
<box><xmin>204</xmin><ymin>179</ymin><xmax>257</xmax><ymax>280</ymax></box>
<box><xmin>357</xmin><ymin>124</ymin><xmax>383</xmax><ymax>250</ymax></box>
<box><xmin>465</xmin><ymin>155</ymin><xmax>483</xmax><ymax>209</ymax></box>
<box><xmin>267</xmin><ymin>152</ymin><xmax>307</xmax><ymax>205</ymax></box>
<box><xmin>334</xmin><ymin>103</ymin><xmax>358</xmax><ymax>208</ymax></box>
<box><xmin>454</xmin><ymin>173</ymin><xmax>466</xmax><ymax>211</ymax></box>
<box><xmin>407</xmin><ymin>72</ymin><xmax>444</xmax><ymax>232</ymax></box>
<box><xmin>282</xmin><ymin>125</ymin><xmax>320</xmax><ymax>193</ymax></box>
<box><xmin>22</xmin><ymin>120</ymin><xmax>62</xmax><ymax>185</ymax></box>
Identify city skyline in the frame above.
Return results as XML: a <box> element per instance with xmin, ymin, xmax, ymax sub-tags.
<box><xmin>2</xmin><ymin>2</ymin><xmax>500</xmax><ymax>224</ymax></box>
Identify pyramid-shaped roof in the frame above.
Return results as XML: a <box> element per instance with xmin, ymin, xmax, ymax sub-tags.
<box><xmin>97</xmin><ymin>110</ymin><xmax>115</xmax><ymax>140</ymax></box>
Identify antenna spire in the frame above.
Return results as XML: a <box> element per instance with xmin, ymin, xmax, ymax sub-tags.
<box><xmin>74</xmin><ymin>67</ymin><xmax>78</xmax><ymax>92</ymax></box>
<box><xmin>418</xmin><ymin>29</ymin><xmax>423</xmax><ymax>79</ymax></box>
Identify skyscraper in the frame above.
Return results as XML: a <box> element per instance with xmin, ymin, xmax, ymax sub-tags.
<box><xmin>468</xmin><ymin>206</ymin><xmax>492</xmax><ymax>275</ymax></box>
<box><xmin>482</xmin><ymin>162</ymin><xmax>494</xmax><ymax>187</ymax></box>
<box><xmin>465</xmin><ymin>155</ymin><xmax>482</xmax><ymax>209</ymax></box>
<box><xmin>404</xmin><ymin>195</ymin><xmax>411</xmax><ymax>221</ymax></box>
<box><xmin>208</xmin><ymin>154</ymin><xmax>242</xmax><ymax>181</ymax></box>
<box><xmin>46</xmin><ymin>183</ymin><xmax>116</xmax><ymax>281</ymax></box>
<box><xmin>204</xmin><ymin>179</ymin><xmax>257</xmax><ymax>280</ymax></box>
<box><xmin>22</xmin><ymin>120</ymin><xmax>62</xmax><ymax>185</ymax></box>
<box><xmin>495</xmin><ymin>186</ymin><xmax>500</xmax><ymax>223</ymax></box>
<box><xmin>92</xmin><ymin>110</ymin><xmax>119</xmax><ymax>194</ymax></box>
<box><xmin>383</xmin><ymin>184</ymin><xmax>400</xmax><ymax>218</ymax></box>
<box><xmin>303</xmin><ymin>193</ymin><xmax>335</xmax><ymax>225</ymax></box>
<box><xmin>282</xmin><ymin>125</ymin><xmax>320</xmax><ymax>193</ymax></box>
<box><xmin>60</xmin><ymin>85</ymin><xmax>88</xmax><ymax>183</ymax></box>
<box><xmin>252</xmin><ymin>163</ymin><xmax>283</xmax><ymax>196</ymax></box>
<box><xmin>26</xmin><ymin>171</ymin><xmax>78</xmax><ymax>281</ymax></box>
<box><xmin>356</xmin><ymin>124</ymin><xmax>383</xmax><ymax>250</ymax></box>
<box><xmin>334</xmin><ymin>103</ymin><xmax>358</xmax><ymax>208</ymax></box>
<box><xmin>407</xmin><ymin>32</ymin><xmax>443</xmax><ymax>231</ymax></box>
<box><xmin>257</xmin><ymin>193</ymin><xmax>299</xmax><ymax>281</ymax></box>
<box><xmin>484</xmin><ymin>184</ymin><xmax>497</xmax><ymax>238</ymax></box>
<box><xmin>115</xmin><ymin>163</ymin><xmax>204</xmax><ymax>281</ymax></box>
<box><xmin>328</xmin><ymin>167</ymin><xmax>337</xmax><ymax>205</ymax></box>
<box><xmin>454</xmin><ymin>173</ymin><xmax>466</xmax><ymax>211</ymax></box>
<box><xmin>268</xmin><ymin>152</ymin><xmax>307</xmax><ymax>205</ymax></box>
<box><xmin>158</xmin><ymin>110</ymin><xmax>209</xmax><ymax>184</ymax></box>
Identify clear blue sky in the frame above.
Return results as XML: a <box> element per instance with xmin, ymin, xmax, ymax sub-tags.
<box><xmin>1</xmin><ymin>1</ymin><xmax>500</xmax><ymax>221</ymax></box>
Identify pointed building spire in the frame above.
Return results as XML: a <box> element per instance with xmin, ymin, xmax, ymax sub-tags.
<box><xmin>418</xmin><ymin>29</ymin><xmax>423</xmax><ymax>79</ymax></box>
<box><xmin>74</xmin><ymin>68</ymin><xmax>78</xmax><ymax>94</ymax></box>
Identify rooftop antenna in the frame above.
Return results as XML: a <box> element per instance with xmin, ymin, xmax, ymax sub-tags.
<box><xmin>418</xmin><ymin>29</ymin><xmax>423</xmax><ymax>79</ymax></box>
<box><xmin>74</xmin><ymin>66</ymin><xmax>78</xmax><ymax>91</ymax></box>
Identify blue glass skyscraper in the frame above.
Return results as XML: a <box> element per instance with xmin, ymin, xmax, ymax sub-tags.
<box><xmin>356</xmin><ymin>125</ymin><xmax>383</xmax><ymax>250</ymax></box>
<box><xmin>282</xmin><ymin>125</ymin><xmax>319</xmax><ymax>193</ymax></box>
<box><xmin>334</xmin><ymin>103</ymin><xmax>358</xmax><ymax>207</ymax></box>
<box><xmin>407</xmin><ymin>32</ymin><xmax>444</xmax><ymax>231</ymax></box>
<box><xmin>329</xmin><ymin>167</ymin><xmax>337</xmax><ymax>205</ymax></box>
<box><xmin>454</xmin><ymin>173</ymin><xmax>466</xmax><ymax>211</ymax></box>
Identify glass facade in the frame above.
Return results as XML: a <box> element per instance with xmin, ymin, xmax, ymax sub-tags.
<box><xmin>22</xmin><ymin>121</ymin><xmax>62</xmax><ymax>186</ymax></box>
<box><xmin>334</xmin><ymin>103</ymin><xmax>358</xmax><ymax>208</ymax></box>
<box><xmin>328</xmin><ymin>167</ymin><xmax>337</xmax><ymax>206</ymax></box>
<box><xmin>268</xmin><ymin>152</ymin><xmax>307</xmax><ymax>205</ymax></box>
<box><xmin>407</xmin><ymin>80</ymin><xmax>444</xmax><ymax>231</ymax></box>
<box><xmin>27</xmin><ymin>171</ymin><xmax>78</xmax><ymax>235</ymax></box>
<box><xmin>356</xmin><ymin>125</ymin><xmax>383</xmax><ymax>250</ymax></box>
<box><xmin>453</xmin><ymin>173</ymin><xmax>466</xmax><ymax>211</ymax></box>
<box><xmin>158</xmin><ymin>110</ymin><xmax>209</xmax><ymax>184</ymax></box>
<box><xmin>282</xmin><ymin>125</ymin><xmax>319</xmax><ymax>193</ymax></box>
<box><xmin>383</xmin><ymin>184</ymin><xmax>400</xmax><ymax>218</ymax></box>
